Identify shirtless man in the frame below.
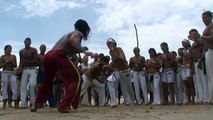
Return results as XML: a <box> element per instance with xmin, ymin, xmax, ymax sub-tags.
<box><xmin>175</xmin><ymin>48</ymin><xmax>185</xmax><ymax>105</ymax></box>
<box><xmin>19</xmin><ymin>38</ymin><xmax>39</xmax><ymax>109</ymax></box>
<box><xmin>37</xmin><ymin>44</ymin><xmax>57</xmax><ymax>108</ymax></box>
<box><xmin>79</xmin><ymin>55</ymin><xmax>91</xmax><ymax>106</ymax></box>
<box><xmin>200</xmin><ymin>11</ymin><xmax>213</xmax><ymax>104</ymax></box>
<box><xmin>145</xmin><ymin>48</ymin><xmax>162</xmax><ymax>105</ymax></box>
<box><xmin>32</xmin><ymin>19</ymin><xmax>92</xmax><ymax>113</ymax></box>
<box><xmin>37</xmin><ymin>44</ymin><xmax>46</xmax><ymax>86</ymax></box>
<box><xmin>188</xmin><ymin>29</ymin><xmax>209</xmax><ymax>103</ymax></box>
<box><xmin>181</xmin><ymin>39</ymin><xmax>195</xmax><ymax>104</ymax></box>
<box><xmin>160</xmin><ymin>42</ymin><xmax>176</xmax><ymax>105</ymax></box>
<box><xmin>129</xmin><ymin>47</ymin><xmax>148</xmax><ymax>105</ymax></box>
<box><xmin>107</xmin><ymin>38</ymin><xmax>135</xmax><ymax>105</ymax></box>
<box><xmin>80</xmin><ymin>56</ymin><xmax>110</xmax><ymax>107</ymax></box>
<box><xmin>0</xmin><ymin>45</ymin><xmax>18</xmax><ymax>109</ymax></box>
<box><xmin>90</xmin><ymin>53</ymin><xmax>99</xmax><ymax>67</ymax></box>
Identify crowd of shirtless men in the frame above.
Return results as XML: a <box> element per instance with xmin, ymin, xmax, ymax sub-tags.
<box><xmin>0</xmin><ymin>10</ymin><xmax>213</xmax><ymax>111</ymax></box>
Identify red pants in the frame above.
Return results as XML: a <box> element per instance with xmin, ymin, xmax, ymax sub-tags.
<box><xmin>35</xmin><ymin>49</ymin><xmax>82</xmax><ymax>110</ymax></box>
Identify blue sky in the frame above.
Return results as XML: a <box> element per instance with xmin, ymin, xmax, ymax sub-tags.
<box><xmin>0</xmin><ymin>0</ymin><xmax>212</xmax><ymax>64</ymax></box>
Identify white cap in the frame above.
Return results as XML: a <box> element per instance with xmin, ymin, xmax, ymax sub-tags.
<box><xmin>182</xmin><ymin>39</ymin><xmax>191</xmax><ymax>46</ymax></box>
<box><xmin>107</xmin><ymin>38</ymin><xmax>116</xmax><ymax>44</ymax></box>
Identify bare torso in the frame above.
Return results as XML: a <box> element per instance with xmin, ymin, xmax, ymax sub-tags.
<box><xmin>85</xmin><ymin>62</ymin><xmax>104</xmax><ymax>80</ymax></box>
<box><xmin>129</xmin><ymin>55</ymin><xmax>145</xmax><ymax>71</ymax></box>
<box><xmin>146</xmin><ymin>57</ymin><xmax>161</xmax><ymax>74</ymax></box>
<box><xmin>38</xmin><ymin>54</ymin><xmax>45</xmax><ymax>71</ymax></box>
<box><xmin>19</xmin><ymin>47</ymin><xmax>38</xmax><ymax>68</ymax></box>
<box><xmin>0</xmin><ymin>54</ymin><xmax>17</xmax><ymax>71</ymax></box>
<box><xmin>182</xmin><ymin>49</ymin><xmax>191</xmax><ymax>65</ymax></box>
<box><xmin>52</xmin><ymin>31</ymin><xmax>84</xmax><ymax>56</ymax></box>
<box><xmin>190</xmin><ymin>41</ymin><xmax>203</xmax><ymax>61</ymax></box>
<box><xmin>161</xmin><ymin>52</ymin><xmax>175</xmax><ymax>69</ymax></box>
<box><xmin>110</xmin><ymin>47</ymin><xmax>129</xmax><ymax>70</ymax></box>
<box><xmin>203</xmin><ymin>23</ymin><xmax>213</xmax><ymax>49</ymax></box>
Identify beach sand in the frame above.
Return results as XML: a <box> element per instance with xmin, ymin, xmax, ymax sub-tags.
<box><xmin>0</xmin><ymin>104</ymin><xmax>213</xmax><ymax>120</ymax></box>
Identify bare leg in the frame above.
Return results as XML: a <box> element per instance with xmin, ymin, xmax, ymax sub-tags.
<box><xmin>3</xmin><ymin>99</ymin><xmax>8</xmax><ymax>109</ymax></box>
<box><xmin>87</xmin><ymin>87</ymin><xmax>92</xmax><ymax>106</ymax></box>
<box><xmin>168</xmin><ymin>83</ymin><xmax>175</xmax><ymax>105</ymax></box>
<box><xmin>162</xmin><ymin>82</ymin><xmax>169</xmax><ymax>105</ymax></box>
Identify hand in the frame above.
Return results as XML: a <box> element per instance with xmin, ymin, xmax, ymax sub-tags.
<box><xmin>109</xmin><ymin>46</ymin><xmax>114</xmax><ymax>51</ymax></box>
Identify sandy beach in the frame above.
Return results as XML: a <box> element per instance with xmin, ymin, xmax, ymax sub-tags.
<box><xmin>0</xmin><ymin>104</ymin><xmax>213</xmax><ymax>120</ymax></box>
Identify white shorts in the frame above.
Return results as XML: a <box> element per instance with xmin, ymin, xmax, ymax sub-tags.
<box><xmin>161</xmin><ymin>69</ymin><xmax>175</xmax><ymax>83</ymax></box>
<box><xmin>180</xmin><ymin>67</ymin><xmax>191</xmax><ymax>80</ymax></box>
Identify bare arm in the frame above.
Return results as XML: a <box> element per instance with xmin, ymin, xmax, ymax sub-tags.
<box><xmin>19</xmin><ymin>50</ymin><xmax>23</xmax><ymax>67</ymax></box>
<box><xmin>129</xmin><ymin>58</ymin><xmax>134</xmax><ymax>69</ymax></box>
<box><xmin>201</xmin><ymin>24</ymin><xmax>213</xmax><ymax>41</ymax></box>
<box><xmin>11</xmin><ymin>55</ymin><xmax>17</xmax><ymax>68</ymax></box>
<box><xmin>0</xmin><ymin>56</ymin><xmax>4</xmax><ymax>68</ymax></box>
<box><xmin>69</xmin><ymin>31</ymin><xmax>93</xmax><ymax>56</ymax></box>
<box><xmin>69</xmin><ymin>31</ymin><xmax>86</xmax><ymax>53</ymax></box>
<box><xmin>19</xmin><ymin>48</ymin><xmax>39</xmax><ymax>67</ymax></box>
<box><xmin>110</xmin><ymin>48</ymin><xmax>126</xmax><ymax>61</ymax></box>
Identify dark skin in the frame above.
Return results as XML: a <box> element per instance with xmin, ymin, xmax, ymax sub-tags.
<box><xmin>52</xmin><ymin>31</ymin><xmax>92</xmax><ymax>56</ymax></box>
<box><xmin>188</xmin><ymin>31</ymin><xmax>205</xmax><ymax>69</ymax></box>
<box><xmin>201</xmin><ymin>14</ymin><xmax>213</xmax><ymax>49</ymax></box>
<box><xmin>0</xmin><ymin>45</ymin><xmax>17</xmax><ymax>109</ymax></box>
<box><xmin>129</xmin><ymin>47</ymin><xmax>145</xmax><ymax>71</ymax></box>
<box><xmin>38</xmin><ymin>44</ymin><xmax>46</xmax><ymax>71</ymax></box>
<box><xmin>0</xmin><ymin>46</ymin><xmax>17</xmax><ymax>71</ymax></box>
<box><xmin>107</xmin><ymin>42</ymin><xmax>129</xmax><ymax>70</ymax></box>
<box><xmin>19</xmin><ymin>39</ymin><xmax>38</xmax><ymax>68</ymax></box>
<box><xmin>82</xmin><ymin>59</ymin><xmax>108</xmax><ymax>106</ymax></box>
<box><xmin>182</xmin><ymin>42</ymin><xmax>195</xmax><ymax>104</ymax></box>
<box><xmin>160</xmin><ymin>43</ymin><xmax>175</xmax><ymax>105</ymax></box>
<box><xmin>145</xmin><ymin>51</ymin><xmax>161</xmax><ymax>75</ymax></box>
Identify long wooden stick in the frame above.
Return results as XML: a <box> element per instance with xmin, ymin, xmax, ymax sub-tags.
<box><xmin>134</xmin><ymin>24</ymin><xmax>139</xmax><ymax>48</ymax></box>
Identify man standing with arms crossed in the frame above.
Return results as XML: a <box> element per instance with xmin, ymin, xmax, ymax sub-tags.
<box><xmin>200</xmin><ymin>11</ymin><xmax>213</xmax><ymax>104</ymax></box>
<box><xmin>129</xmin><ymin>47</ymin><xmax>148</xmax><ymax>105</ymax></box>
<box><xmin>160</xmin><ymin>42</ymin><xmax>176</xmax><ymax>105</ymax></box>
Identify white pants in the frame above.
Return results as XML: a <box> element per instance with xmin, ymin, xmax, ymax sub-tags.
<box><xmin>132</xmin><ymin>71</ymin><xmax>148</xmax><ymax>104</ymax></box>
<box><xmin>114</xmin><ymin>70</ymin><xmax>135</xmax><ymax>105</ymax></box>
<box><xmin>20</xmin><ymin>68</ymin><xmax>38</xmax><ymax>107</ymax></box>
<box><xmin>205</xmin><ymin>49</ymin><xmax>213</xmax><ymax>103</ymax></box>
<box><xmin>107</xmin><ymin>80</ymin><xmax>118</xmax><ymax>106</ymax></box>
<box><xmin>180</xmin><ymin>67</ymin><xmax>191</xmax><ymax>80</ymax></box>
<box><xmin>175</xmin><ymin>72</ymin><xmax>184</xmax><ymax>104</ymax></box>
<box><xmin>153</xmin><ymin>73</ymin><xmax>162</xmax><ymax>105</ymax></box>
<box><xmin>81</xmin><ymin>74</ymin><xmax>105</xmax><ymax>106</ymax></box>
<box><xmin>1</xmin><ymin>71</ymin><xmax>18</xmax><ymax>100</ymax></box>
<box><xmin>194</xmin><ymin>62</ymin><xmax>209</xmax><ymax>103</ymax></box>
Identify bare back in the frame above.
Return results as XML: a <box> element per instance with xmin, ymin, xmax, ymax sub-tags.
<box><xmin>52</xmin><ymin>31</ymin><xmax>84</xmax><ymax>56</ymax></box>
<box><xmin>86</xmin><ymin>62</ymin><xmax>104</xmax><ymax>80</ymax></box>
